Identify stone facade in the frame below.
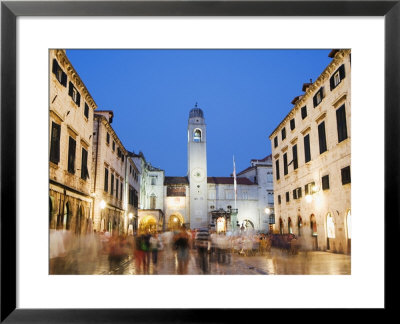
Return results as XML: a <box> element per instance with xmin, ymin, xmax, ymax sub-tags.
<box><xmin>91</xmin><ymin>111</ymin><xmax>140</xmax><ymax>234</ymax></box>
<box><xmin>269</xmin><ymin>49</ymin><xmax>351</xmax><ymax>254</ymax></box>
<box><xmin>132</xmin><ymin>152</ymin><xmax>165</xmax><ymax>233</ymax></box>
<box><xmin>49</xmin><ymin>49</ymin><xmax>97</xmax><ymax>234</ymax></box>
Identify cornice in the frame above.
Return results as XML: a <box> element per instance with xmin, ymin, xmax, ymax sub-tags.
<box><xmin>54</xmin><ymin>49</ymin><xmax>97</xmax><ymax>110</ymax></box>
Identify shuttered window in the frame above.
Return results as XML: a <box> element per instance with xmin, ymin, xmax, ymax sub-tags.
<box><xmin>111</xmin><ymin>174</ymin><xmax>114</xmax><ymax>195</ymax></box>
<box><xmin>81</xmin><ymin>148</ymin><xmax>89</xmax><ymax>180</ymax></box>
<box><xmin>318</xmin><ymin>121</ymin><xmax>327</xmax><ymax>154</ymax></box>
<box><xmin>120</xmin><ymin>182</ymin><xmax>123</xmax><ymax>200</ymax></box>
<box><xmin>275</xmin><ymin>159</ymin><xmax>280</xmax><ymax>181</ymax></box>
<box><xmin>274</xmin><ymin>136</ymin><xmax>278</xmax><ymax>148</ymax></box>
<box><xmin>283</xmin><ymin>153</ymin><xmax>288</xmax><ymax>175</ymax></box>
<box><xmin>313</xmin><ymin>87</ymin><xmax>324</xmax><ymax>107</ymax></box>
<box><xmin>336</xmin><ymin>104</ymin><xmax>348</xmax><ymax>143</ymax></box>
<box><xmin>49</xmin><ymin>122</ymin><xmax>61</xmax><ymax>164</ymax></box>
<box><xmin>330</xmin><ymin>64</ymin><xmax>346</xmax><ymax>90</ymax></box>
<box><xmin>281</xmin><ymin>127</ymin><xmax>286</xmax><ymax>140</ymax></box>
<box><xmin>293</xmin><ymin>187</ymin><xmax>302</xmax><ymax>199</ymax></box>
<box><xmin>52</xmin><ymin>59</ymin><xmax>67</xmax><ymax>87</ymax></box>
<box><xmin>68</xmin><ymin>81</ymin><xmax>81</xmax><ymax>106</ymax></box>
<box><xmin>301</xmin><ymin>106</ymin><xmax>307</xmax><ymax>119</ymax></box>
<box><xmin>304</xmin><ymin>134</ymin><xmax>311</xmax><ymax>163</ymax></box>
<box><xmin>305</xmin><ymin>181</ymin><xmax>315</xmax><ymax>195</ymax></box>
<box><xmin>116</xmin><ymin>178</ymin><xmax>119</xmax><ymax>198</ymax></box>
<box><xmin>106</xmin><ymin>133</ymin><xmax>110</xmax><ymax>145</ymax></box>
<box><xmin>292</xmin><ymin>144</ymin><xmax>298</xmax><ymax>170</ymax></box>
<box><xmin>278</xmin><ymin>195</ymin><xmax>281</xmax><ymax>204</ymax></box>
<box><xmin>67</xmin><ymin>137</ymin><xmax>76</xmax><ymax>174</ymax></box>
<box><xmin>290</xmin><ymin>118</ymin><xmax>295</xmax><ymax>130</ymax></box>
<box><xmin>84</xmin><ymin>103</ymin><xmax>89</xmax><ymax>119</ymax></box>
<box><xmin>322</xmin><ymin>175</ymin><xmax>330</xmax><ymax>190</ymax></box>
<box><xmin>341</xmin><ymin>166</ymin><xmax>351</xmax><ymax>185</ymax></box>
<box><xmin>285</xmin><ymin>192</ymin><xmax>290</xmax><ymax>202</ymax></box>
<box><xmin>104</xmin><ymin>168</ymin><xmax>109</xmax><ymax>192</ymax></box>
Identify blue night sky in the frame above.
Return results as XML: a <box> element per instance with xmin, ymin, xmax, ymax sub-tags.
<box><xmin>66</xmin><ymin>49</ymin><xmax>332</xmax><ymax>177</ymax></box>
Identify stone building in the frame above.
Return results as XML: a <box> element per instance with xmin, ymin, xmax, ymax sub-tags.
<box><xmin>236</xmin><ymin>155</ymin><xmax>275</xmax><ymax>231</ymax></box>
<box><xmin>131</xmin><ymin>152</ymin><xmax>165</xmax><ymax>233</ymax></box>
<box><xmin>49</xmin><ymin>49</ymin><xmax>97</xmax><ymax>234</ymax></box>
<box><xmin>135</xmin><ymin>106</ymin><xmax>273</xmax><ymax>233</ymax></box>
<box><xmin>91</xmin><ymin>111</ymin><xmax>140</xmax><ymax>235</ymax></box>
<box><xmin>269</xmin><ymin>49</ymin><xmax>351</xmax><ymax>254</ymax></box>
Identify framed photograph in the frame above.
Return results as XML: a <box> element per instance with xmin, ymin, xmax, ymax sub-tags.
<box><xmin>1</xmin><ymin>0</ymin><xmax>398</xmax><ymax>322</ymax></box>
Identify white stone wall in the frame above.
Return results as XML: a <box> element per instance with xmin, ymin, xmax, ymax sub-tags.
<box><xmin>188</xmin><ymin>114</ymin><xmax>208</xmax><ymax>229</ymax></box>
<box><xmin>270</xmin><ymin>49</ymin><xmax>351</xmax><ymax>254</ymax></box>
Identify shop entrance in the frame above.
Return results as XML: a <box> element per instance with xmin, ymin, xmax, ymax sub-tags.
<box><xmin>168</xmin><ymin>213</ymin><xmax>184</xmax><ymax>231</ymax></box>
<box><xmin>139</xmin><ymin>215</ymin><xmax>158</xmax><ymax>234</ymax></box>
<box><xmin>310</xmin><ymin>214</ymin><xmax>318</xmax><ymax>250</ymax></box>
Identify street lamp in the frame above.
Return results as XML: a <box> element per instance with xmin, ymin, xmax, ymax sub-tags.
<box><xmin>265</xmin><ymin>207</ymin><xmax>271</xmax><ymax>215</ymax></box>
<box><xmin>305</xmin><ymin>194</ymin><xmax>313</xmax><ymax>203</ymax></box>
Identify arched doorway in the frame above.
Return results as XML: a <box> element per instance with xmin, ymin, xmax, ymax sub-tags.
<box><xmin>297</xmin><ymin>216</ymin><xmax>303</xmax><ymax>236</ymax></box>
<box><xmin>326</xmin><ymin>212</ymin><xmax>335</xmax><ymax>250</ymax></box>
<box><xmin>346</xmin><ymin>209</ymin><xmax>351</xmax><ymax>254</ymax></box>
<box><xmin>279</xmin><ymin>218</ymin><xmax>283</xmax><ymax>234</ymax></box>
<box><xmin>63</xmin><ymin>202</ymin><xmax>71</xmax><ymax>230</ymax></box>
<box><xmin>168</xmin><ymin>214</ymin><xmax>183</xmax><ymax>231</ymax></box>
<box><xmin>139</xmin><ymin>215</ymin><xmax>158</xmax><ymax>234</ymax></box>
<box><xmin>288</xmin><ymin>217</ymin><xmax>293</xmax><ymax>234</ymax></box>
<box><xmin>310</xmin><ymin>214</ymin><xmax>318</xmax><ymax>250</ymax></box>
<box><xmin>75</xmin><ymin>205</ymin><xmax>84</xmax><ymax>235</ymax></box>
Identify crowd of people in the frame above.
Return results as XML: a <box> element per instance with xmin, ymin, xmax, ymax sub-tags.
<box><xmin>50</xmin><ymin>225</ymin><xmax>304</xmax><ymax>275</ymax></box>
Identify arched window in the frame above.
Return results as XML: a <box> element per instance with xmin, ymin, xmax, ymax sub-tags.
<box><xmin>297</xmin><ymin>216</ymin><xmax>303</xmax><ymax>236</ymax></box>
<box><xmin>288</xmin><ymin>217</ymin><xmax>293</xmax><ymax>234</ymax></box>
<box><xmin>193</xmin><ymin>129</ymin><xmax>202</xmax><ymax>142</ymax></box>
<box><xmin>327</xmin><ymin>212</ymin><xmax>335</xmax><ymax>238</ymax></box>
<box><xmin>310</xmin><ymin>214</ymin><xmax>317</xmax><ymax>236</ymax></box>
<box><xmin>63</xmin><ymin>202</ymin><xmax>71</xmax><ymax>230</ymax></box>
<box><xmin>346</xmin><ymin>210</ymin><xmax>351</xmax><ymax>239</ymax></box>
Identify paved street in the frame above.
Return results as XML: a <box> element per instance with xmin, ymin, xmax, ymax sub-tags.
<box><xmin>50</xmin><ymin>247</ymin><xmax>351</xmax><ymax>275</ymax></box>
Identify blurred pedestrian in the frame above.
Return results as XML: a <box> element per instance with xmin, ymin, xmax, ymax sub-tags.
<box><xmin>195</xmin><ymin>227</ymin><xmax>210</xmax><ymax>274</ymax></box>
<box><xmin>174</xmin><ymin>225</ymin><xmax>190</xmax><ymax>274</ymax></box>
<box><xmin>150</xmin><ymin>233</ymin><xmax>162</xmax><ymax>271</ymax></box>
<box><xmin>134</xmin><ymin>234</ymin><xmax>145</xmax><ymax>274</ymax></box>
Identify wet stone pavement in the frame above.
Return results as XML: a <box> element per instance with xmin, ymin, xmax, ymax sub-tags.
<box><xmin>50</xmin><ymin>248</ymin><xmax>351</xmax><ymax>275</ymax></box>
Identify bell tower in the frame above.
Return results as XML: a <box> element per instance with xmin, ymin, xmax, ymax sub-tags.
<box><xmin>187</xmin><ymin>104</ymin><xmax>208</xmax><ymax>229</ymax></box>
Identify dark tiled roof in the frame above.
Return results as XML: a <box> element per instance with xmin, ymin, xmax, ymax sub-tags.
<box><xmin>207</xmin><ymin>177</ymin><xmax>255</xmax><ymax>185</ymax></box>
<box><xmin>164</xmin><ymin>176</ymin><xmax>189</xmax><ymax>185</ymax></box>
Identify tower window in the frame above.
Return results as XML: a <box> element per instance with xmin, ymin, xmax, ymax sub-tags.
<box><xmin>193</xmin><ymin>129</ymin><xmax>202</xmax><ymax>142</ymax></box>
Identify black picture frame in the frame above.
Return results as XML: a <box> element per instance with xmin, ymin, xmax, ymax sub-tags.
<box><xmin>1</xmin><ymin>0</ymin><xmax>398</xmax><ymax>322</ymax></box>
